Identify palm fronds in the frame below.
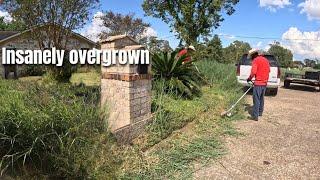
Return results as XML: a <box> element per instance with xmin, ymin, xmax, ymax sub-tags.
<box><xmin>152</xmin><ymin>51</ymin><xmax>203</xmax><ymax>98</ymax></box>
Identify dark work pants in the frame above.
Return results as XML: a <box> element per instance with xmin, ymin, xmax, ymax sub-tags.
<box><xmin>253</xmin><ymin>86</ymin><xmax>267</xmax><ymax>119</ymax></box>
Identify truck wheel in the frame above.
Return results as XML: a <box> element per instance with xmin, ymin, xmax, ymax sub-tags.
<box><xmin>271</xmin><ymin>88</ymin><xmax>278</xmax><ymax>96</ymax></box>
<box><xmin>284</xmin><ymin>80</ymin><xmax>290</xmax><ymax>88</ymax></box>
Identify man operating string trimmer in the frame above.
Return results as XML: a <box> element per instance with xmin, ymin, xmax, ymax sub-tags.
<box><xmin>247</xmin><ymin>49</ymin><xmax>270</xmax><ymax>121</ymax></box>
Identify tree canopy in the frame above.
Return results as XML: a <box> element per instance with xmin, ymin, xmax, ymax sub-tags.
<box><xmin>142</xmin><ymin>0</ymin><xmax>239</xmax><ymax>45</ymax></box>
<box><xmin>193</xmin><ymin>35</ymin><xmax>224</xmax><ymax>62</ymax></box>
<box><xmin>223</xmin><ymin>40</ymin><xmax>251</xmax><ymax>63</ymax></box>
<box><xmin>2</xmin><ymin>0</ymin><xmax>99</xmax><ymax>49</ymax></box>
<box><xmin>140</xmin><ymin>36</ymin><xmax>172</xmax><ymax>53</ymax></box>
<box><xmin>0</xmin><ymin>17</ymin><xmax>26</xmax><ymax>31</ymax></box>
<box><xmin>99</xmin><ymin>11</ymin><xmax>150</xmax><ymax>40</ymax></box>
<box><xmin>206</xmin><ymin>35</ymin><xmax>223</xmax><ymax>62</ymax></box>
<box><xmin>304</xmin><ymin>59</ymin><xmax>316</xmax><ymax>68</ymax></box>
<box><xmin>268</xmin><ymin>42</ymin><xmax>293</xmax><ymax>68</ymax></box>
<box><xmin>1</xmin><ymin>0</ymin><xmax>99</xmax><ymax>82</ymax></box>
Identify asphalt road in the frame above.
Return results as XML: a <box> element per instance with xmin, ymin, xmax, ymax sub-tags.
<box><xmin>195</xmin><ymin>84</ymin><xmax>320</xmax><ymax>179</ymax></box>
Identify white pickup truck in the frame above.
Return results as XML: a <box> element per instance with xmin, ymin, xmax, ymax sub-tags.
<box><xmin>236</xmin><ymin>54</ymin><xmax>281</xmax><ymax>96</ymax></box>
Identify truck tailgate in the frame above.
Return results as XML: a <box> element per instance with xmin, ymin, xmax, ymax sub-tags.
<box><xmin>239</xmin><ymin>65</ymin><xmax>278</xmax><ymax>83</ymax></box>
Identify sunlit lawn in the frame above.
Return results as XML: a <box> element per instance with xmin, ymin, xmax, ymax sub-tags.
<box><xmin>70</xmin><ymin>71</ymin><xmax>101</xmax><ymax>86</ymax></box>
<box><xmin>19</xmin><ymin>71</ymin><xmax>101</xmax><ymax>86</ymax></box>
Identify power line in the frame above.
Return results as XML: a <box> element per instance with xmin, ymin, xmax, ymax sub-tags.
<box><xmin>216</xmin><ymin>34</ymin><xmax>320</xmax><ymax>42</ymax></box>
<box><xmin>158</xmin><ymin>35</ymin><xmax>176</xmax><ymax>39</ymax></box>
<box><xmin>155</xmin><ymin>34</ymin><xmax>320</xmax><ymax>42</ymax></box>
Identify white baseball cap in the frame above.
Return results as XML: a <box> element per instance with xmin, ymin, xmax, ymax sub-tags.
<box><xmin>247</xmin><ymin>48</ymin><xmax>258</xmax><ymax>58</ymax></box>
<box><xmin>188</xmin><ymin>45</ymin><xmax>196</xmax><ymax>51</ymax></box>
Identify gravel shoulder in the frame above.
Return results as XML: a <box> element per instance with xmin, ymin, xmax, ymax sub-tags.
<box><xmin>195</xmin><ymin>85</ymin><xmax>320</xmax><ymax>179</ymax></box>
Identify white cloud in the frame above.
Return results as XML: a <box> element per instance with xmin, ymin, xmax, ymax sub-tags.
<box><xmin>263</xmin><ymin>41</ymin><xmax>275</xmax><ymax>51</ymax></box>
<box><xmin>256</xmin><ymin>41</ymin><xmax>263</xmax><ymax>48</ymax></box>
<box><xmin>81</xmin><ymin>12</ymin><xmax>107</xmax><ymax>42</ymax></box>
<box><xmin>141</xmin><ymin>27</ymin><xmax>157</xmax><ymax>38</ymax></box>
<box><xmin>298</xmin><ymin>0</ymin><xmax>320</xmax><ymax>20</ymax></box>
<box><xmin>218</xmin><ymin>33</ymin><xmax>235</xmax><ymax>40</ymax></box>
<box><xmin>0</xmin><ymin>10</ymin><xmax>13</xmax><ymax>23</ymax></box>
<box><xmin>282</xmin><ymin>27</ymin><xmax>320</xmax><ymax>58</ymax></box>
<box><xmin>288</xmin><ymin>8</ymin><xmax>295</xmax><ymax>12</ymax></box>
<box><xmin>259</xmin><ymin>0</ymin><xmax>292</xmax><ymax>12</ymax></box>
<box><xmin>264</xmin><ymin>45</ymin><xmax>271</xmax><ymax>51</ymax></box>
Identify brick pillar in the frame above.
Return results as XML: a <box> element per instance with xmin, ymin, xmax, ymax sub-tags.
<box><xmin>100</xmin><ymin>35</ymin><xmax>152</xmax><ymax>143</ymax></box>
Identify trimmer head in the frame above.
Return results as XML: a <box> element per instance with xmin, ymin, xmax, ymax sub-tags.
<box><xmin>220</xmin><ymin>84</ymin><xmax>253</xmax><ymax>118</ymax></box>
<box><xmin>220</xmin><ymin>111</ymin><xmax>232</xmax><ymax>117</ymax></box>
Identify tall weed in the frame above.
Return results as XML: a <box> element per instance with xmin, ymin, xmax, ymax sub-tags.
<box><xmin>196</xmin><ymin>60</ymin><xmax>239</xmax><ymax>90</ymax></box>
<box><xmin>0</xmin><ymin>80</ymin><xmax>119</xmax><ymax>179</ymax></box>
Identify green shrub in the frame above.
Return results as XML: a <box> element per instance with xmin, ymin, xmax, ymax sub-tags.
<box><xmin>314</xmin><ymin>64</ymin><xmax>320</xmax><ymax>70</ymax></box>
<box><xmin>20</xmin><ymin>65</ymin><xmax>46</xmax><ymax>77</ymax></box>
<box><xmin>47</xmin><ymin>52</ymin><xmax>75</xmax><ymax>83</ymax></box>
<box><xmin>152</xmin><ymin>51</ymin><xmax>203</xmax><ymax>98</ymax></box>
<box><xmin>0</xmin><ymin>80</ymin><xmax>119</xmax><ymax>179</ymax></box>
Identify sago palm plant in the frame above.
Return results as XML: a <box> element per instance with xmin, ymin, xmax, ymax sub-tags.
<box><xmin>152</xmin><ymin>51</ymin><xmax>203</xmax><ymax>98</ymax></box>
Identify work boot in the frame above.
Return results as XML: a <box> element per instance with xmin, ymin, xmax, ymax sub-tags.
<box><xmin>248</xmin><ymin>116</ymin><xmax>258</xmax><ymax>121</ymax></box>
<box><xmin>252</xmin><ymin>117</ymin><xmax>258</xmax><ymax>121</ymax></box>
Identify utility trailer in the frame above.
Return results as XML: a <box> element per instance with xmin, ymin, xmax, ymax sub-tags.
<box><xmin>284</xmin><ymin>71</ymin><xmax>320</xmax><ymax>90</ymax></box>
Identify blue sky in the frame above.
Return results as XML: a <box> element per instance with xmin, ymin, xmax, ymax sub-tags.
<box><xmin>1</xmin><ymin>0</ymin><xmax>319</xmax><ymax>60</ymax></box>
<box><xmin>83</xmin><ymin>0</ymin><xmax>319</xmax><ymax>60</ymax></box>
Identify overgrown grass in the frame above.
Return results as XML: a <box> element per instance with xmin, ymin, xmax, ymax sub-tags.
<box><xmin>139</xmin><ymin>61</ymin><xmax>243</xmax><ymax>147</ymax></box>
<box><xmin>196</xmin><ymin>60</ymin><xmax>240</xmax><ymax>90</ymax></box>
<box><xmin>0</xmin><ymin>80</ymin><xmax>119</xmax><ymax>179</ymax></box>
<box><xmin>3</xmin><ymin>60</ymin><xmax>246</xmax><ymax>179</ymax></box>
<box><xmin>119</xmin><ymin>60</ymin><xmax>246</xmax><ymax>179</ymax></box>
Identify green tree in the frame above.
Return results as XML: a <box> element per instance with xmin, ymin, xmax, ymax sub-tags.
<box><xmin>223</xmin><ymin>40</ymin><xmax>251</xmax><ymax>63</ymax></box>
<box><xmin>140</xmin><ymin>36</ymin><xmax>172</xmax><ymax>53</ymax></box>
<box><xmin>99</xmin><ymin>11</ymin><xmax>150</xmax><ymax>40</ymax></box>
<box><xmin>142</xmin><ymin>0</ymin><xmax>239</xmax><ymax>45</ymax></box>
<box><xmin>206</xmin><ymin>35</ymin><xmax>223</xmax><ymax>62</ymax></box>
<box><xmin>192</xmin><ymin>43</ymin><xmax>207</xmax><ymax>61</ymax></box>
<box><xmin>0</xmin><ymin>17</ymin><xmax>26</xmax><ymax>31</ymax></box>
<box><xmin>315</xmin><ymin>58</ymin><xmax>320</xmax><ymax>69</ymax></box>
<box><xmin>2</xmin><ymin>0</ymin><xmax>99</xmax><ymax>82</ymax></box>
<box><xmin>268</xmin><ymin>43</ymin><xmax>293</xmax><ymax>68</ymax></box>
<box><xmin>193</xmin><ymin>35</ymin><xmax>223</xmax><ymax>62</ymax></box>
<box><xmin>314</xmin><ymin>64</ymin><xmax>320</xmax><ymax>69</ymax></box>
<box><xmin>304</xmin><ymin>58</ymin><xmax>316</xmax><ymax>68</ymax></box>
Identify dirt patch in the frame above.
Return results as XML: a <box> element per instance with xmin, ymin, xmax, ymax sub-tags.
<box><xmin>195</xmin><ymin>85</ymin><xmax>320</xmax><ymax>179</ymax></box>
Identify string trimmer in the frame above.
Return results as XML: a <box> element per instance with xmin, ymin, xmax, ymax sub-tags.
<box><xmin>220</xmin><ymin>81</ymin><xmax>254</xmax><ymax>117</ymax></box>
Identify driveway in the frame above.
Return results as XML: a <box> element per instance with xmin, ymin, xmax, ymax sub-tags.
<box><xmin>195</xmin><ymin>85</ymin><xmax>320</xmax><ymax>179</ymax></box>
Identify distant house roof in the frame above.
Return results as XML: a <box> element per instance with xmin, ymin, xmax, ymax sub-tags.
<box><xmin>0</xmin><ymin>24</ymin><xmax>97</xmax><ymax>46</ymax></box>
<box><xmin>100</xmin><ymin>34</ymin><xmax>138</xmax><ymax>44</ymax></box>
<box><xmin>0</xmin><ymin>31</ymin><xmax>20</xmax><ymax>41</ymax></box>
